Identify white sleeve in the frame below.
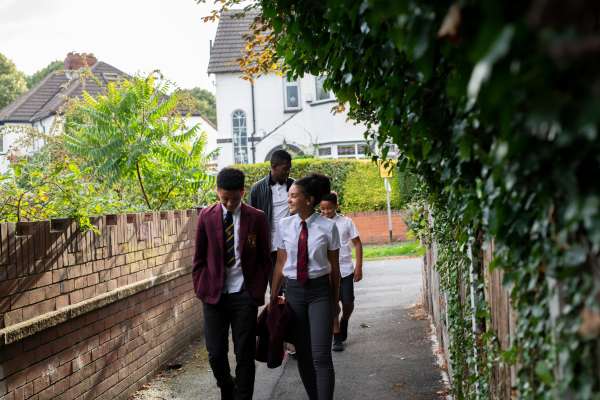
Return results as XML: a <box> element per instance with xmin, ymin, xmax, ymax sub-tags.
<box><xmin>350</xmin><ymin>219</ymin><xmax>359</xmax><ymax>239</ymax></box>
<box><xmin>275</xmin><ymin>221</ymin><xmax>285</xmax><ymax>250</ymax></box>
<box><xmin>329</xmin><ymin>223</ymin><xmax>341</xmax><ymax>251</ymax></box>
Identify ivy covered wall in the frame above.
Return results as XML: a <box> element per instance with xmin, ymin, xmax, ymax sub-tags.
<box><xmin>246</xmin><ymin>1</ymin><xmax>600</xmax><ymax>398</ymax></box>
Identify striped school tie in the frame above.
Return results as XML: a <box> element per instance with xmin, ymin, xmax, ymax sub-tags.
<box><xmin>224</xmin><ymin>211</ymin><xmax>235</xmax><ymax>268</ymax></box>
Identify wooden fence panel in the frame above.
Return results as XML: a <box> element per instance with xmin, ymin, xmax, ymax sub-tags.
<box><xmin>422</xmin><ymin>240</ymin><xmax>517</xmax><ymax>399</ymax></box>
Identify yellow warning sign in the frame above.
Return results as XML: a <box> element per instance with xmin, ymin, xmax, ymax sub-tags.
<box><xmin>378</xmin><ymin>160</ymin><xmax>394</xmax><ymax>178</ymax></box>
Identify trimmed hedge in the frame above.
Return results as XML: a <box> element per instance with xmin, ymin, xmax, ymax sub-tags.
<box><xmin>236</xmin><ymin>159</ymin><xmax>412</xmax><ymax>213</ymax></box>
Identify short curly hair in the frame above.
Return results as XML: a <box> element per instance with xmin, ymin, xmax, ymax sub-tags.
<box><xmin>216</xmin><ymin>168</ymin><xmax>245</xmax><ymax>191</ymax></box>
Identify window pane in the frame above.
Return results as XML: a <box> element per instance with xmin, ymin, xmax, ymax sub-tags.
<box><xmin>337</xmin><ymin>145</ymin><xmax>356</xmax><ymax>155</ymax></box>
<box><xmin>232</xmin><ymin>110</ymin><xmax>248</xmax><ymax>164</ymax></box>
<box><xmin>286</xmin><ymin>85</ymin><xmax>299</xmax><ymax>108</ymax></box>
<box><xmin>318</xmin><ymin>147</ymin><xmax>332</xmax><ymax>156</ymax></box>
<box><xmin>357</xmin><ymin>144</ymin><xmax>368</xmax><ymax>155</ymax></box>
<box><xmin>315</xmin><ymin>76</ymin><xmax>331</xmax><ymax>101</ymax></box>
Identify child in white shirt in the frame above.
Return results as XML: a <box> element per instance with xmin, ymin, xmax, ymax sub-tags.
<box><xmin>320</xmin><ymin>192</ymin><xmax>363</xmax><ymax>352</ymax></box>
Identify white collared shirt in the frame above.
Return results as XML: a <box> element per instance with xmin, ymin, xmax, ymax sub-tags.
<box><xmin>271</xmin><ymin>182</ymin><xmax>290</xmax><ymax>251</ymax></box>
<box><xmin>221</xmin><ymin>203</ymin><xmax>244</xmax><ymax>293</ymax></box>
<box><xmin>275</xmin><ymin>213</ymin><xmax>340</xmax><ymax>279</ymax></box>
<box><xmin>331</xmin><ymin>214</ymin><xmax>360</xmax><ymax>277</ymax></box>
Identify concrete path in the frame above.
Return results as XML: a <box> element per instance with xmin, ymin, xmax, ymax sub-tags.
<box><xmin>131</xmin><ymin>258</ymin><xmax>446</xmax><ymax>400</ymax></box>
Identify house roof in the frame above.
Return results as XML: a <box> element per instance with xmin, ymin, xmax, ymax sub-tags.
<box><xmin>0</xmin><ymin>61</ymin><xmax>127</xmax><ymax>124</ymax></box>
<box><xmin>207</xmin><ymin>9</ymin><xmax>260</xmax><ymax>74</ymax></box>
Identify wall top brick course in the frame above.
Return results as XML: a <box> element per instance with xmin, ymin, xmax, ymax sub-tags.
<box><xmin>0</xmin><ymin>210</ymin><xmax>200</xmax><ymax>334</ymax></box>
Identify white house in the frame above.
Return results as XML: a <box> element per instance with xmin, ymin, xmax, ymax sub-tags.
<box><xmin>208</xmin><ymin>10</ymin><xmax>375</xmax><ymax>168</ymax></box>
<box><xmin>0</xmin><ymin>53</ymin><xmax>218</xmax><ymax>173</ymax></box>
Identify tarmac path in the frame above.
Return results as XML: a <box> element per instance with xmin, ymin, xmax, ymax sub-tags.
<box><xmin>131</xmin><ymin>258</ymin><xmax>446</xmax><ymax>400</ymax></box>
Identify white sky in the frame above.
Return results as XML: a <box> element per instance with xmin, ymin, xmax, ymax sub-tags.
<box><xmin>0</xmin><ymin>0</ymin><xmax>218</xmax><ymax>92</ymax></box>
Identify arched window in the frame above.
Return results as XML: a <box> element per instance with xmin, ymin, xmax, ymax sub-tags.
<box><xmin>232</xmin><ymin>110</ymin><xmax>249</xmax><ymax>164</ymax></box>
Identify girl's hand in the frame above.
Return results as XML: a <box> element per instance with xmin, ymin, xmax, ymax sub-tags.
<box><xmin>269</xmin><ymin>295</ymin><xmax>286</xmax><ymax>311</ymax></box>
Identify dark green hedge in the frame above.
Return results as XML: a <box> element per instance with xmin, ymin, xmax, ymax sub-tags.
<box><xmin>235</xmin><ymin>159</ymin><xmax>413</xmax><ymax>212</ymax></box>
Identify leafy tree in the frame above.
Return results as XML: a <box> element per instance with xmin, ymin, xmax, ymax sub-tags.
<box><xmin>0</xmin><ymin>53</ymin><xmax>27</xmax><ymax>109</ymax></box>
<box><xmin>177</xmin><ymin>87</ymin><xmax>217</xmax><ymax>126</ymax></box>
<box><xmin>64</xmin><ymin>72</ymin><xmax>215</xmax><ymax>211</ymax></box>
<box><xmin>26</xmin><ymin>60</ymin><xmax>63</xmax><ymax>88</ymax></box>
<box><xmin>0</xmin><ymin>122</ymin><xmax>143</xmax><ymax>228</ymax></box>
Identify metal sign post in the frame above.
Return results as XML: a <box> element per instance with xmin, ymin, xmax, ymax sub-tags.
<box><xmin>378</xmin><ymin>160</ymin><xmax>394</xmax><ymax>243</ymax></box>
<box><xmin>384</xmin><ymin>177</ymin><xmax>393</xmax><ymax>243</ymax></box>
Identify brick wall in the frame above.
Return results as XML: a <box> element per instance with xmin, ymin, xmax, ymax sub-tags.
<box><xmin>346</xmin><ymin>210</ymin><xmax>408</xmax><ymax>244</ymax></box>
<box><xmin>0</xmin><ymin>210</ymin><xmax>203</xmax><ymax>400</ymax></box>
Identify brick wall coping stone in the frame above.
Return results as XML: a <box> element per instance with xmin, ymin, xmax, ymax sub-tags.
<box><xmin>0</xmin><ymin>264</ymin><xmax>192</xmax><ymax>346</ymax></box>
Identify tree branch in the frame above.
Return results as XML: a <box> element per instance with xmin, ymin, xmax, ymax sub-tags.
<box><xmin>135</xmin><ymin>162</ymin><xmax>152</xmax><ymax>210</ymax></box>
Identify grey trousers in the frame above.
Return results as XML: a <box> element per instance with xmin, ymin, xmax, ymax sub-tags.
<box><xmin>286</xmin><ymin>275</ymin><xmax>335</xmax><ymax>400</ymax></box>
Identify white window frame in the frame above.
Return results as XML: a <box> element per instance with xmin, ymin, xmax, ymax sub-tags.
<box><xmin>314</xmin><ymin>75</ymin><xmax>334</xmax><ymax>102</ymax></box>
<box><xmin>232</xmin><ymin>110</ymin><xmax>249</xmax><ymax>164</ymax></box>
<box><xmin>283</xmin><ymin>78</ymin><xmax>301</xmax><ymax>111</ymax></box>
<box><xmin>318</xmin><ymin>146</ymin><xmax>332</xmax><ymax>157</ymax></box>
<box><xmin>336</xmin><ymin>144</ymin><xmax>357</xmax><ymax>158</ymax></box>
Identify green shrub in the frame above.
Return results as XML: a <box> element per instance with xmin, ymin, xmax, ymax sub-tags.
<box><xmin>342</xmin><ymin>161</ymin><xmax>401</xmax><ymax>213</ymax></box>
<box><xmin>235</xmin><ymin>159</ymin><xmax>415</xmax><ymax>212</ymax></box>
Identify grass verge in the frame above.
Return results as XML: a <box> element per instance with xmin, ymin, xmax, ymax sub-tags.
<box><xmin>358</xmin><ymin>241</ymin><xmax>425</xmax><ymax>260</ymax></box>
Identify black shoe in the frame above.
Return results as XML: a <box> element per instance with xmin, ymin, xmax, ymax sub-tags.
<box><xmin>332</xmin><ymin>339</ymin><xmax>345</xmax><ymax>352</ymax></box>
<box><xmin>340</xmin><ymin>318</ymin><xmax>349</xmax><ymax>342</ymax></box>
<box><xmin>220</xmin><ymin>383</ymin><xmax>235</xmax><ymax>400</ymax></box>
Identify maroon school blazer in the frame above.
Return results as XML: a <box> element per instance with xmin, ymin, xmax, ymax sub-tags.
<box><xmin>192</xmin><ymin>203</ymin><xmax>271</xmax><ymax>305</ymax></box>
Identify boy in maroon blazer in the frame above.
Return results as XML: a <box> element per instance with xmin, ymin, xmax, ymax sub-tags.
<box><xmin>192</xmin><ymin>168</ymin><xmax>271</xmax><ymax>400</ymax></box>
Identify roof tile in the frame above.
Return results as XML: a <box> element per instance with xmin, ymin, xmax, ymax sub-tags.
<box><xmin>207</xmin><ymin>10</ymin><xmax>260</xmax><ymax>74</ymax></box>
<box><xmin>0</xmin><ymin>61</ymin><xmax>127</xmax><ymax>123</ymax></box>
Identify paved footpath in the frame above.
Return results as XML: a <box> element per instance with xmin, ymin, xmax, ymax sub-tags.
<box><xmin>131</xmin><ymin>258</ymin><xmax>446</xmax><ymax>400</ymax></box>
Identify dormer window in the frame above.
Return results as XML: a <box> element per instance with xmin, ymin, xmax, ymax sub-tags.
<box><xmin>102</xmin><ymin>72</ymin><xmax>119</xmax><ymax>82</ymax></box>
<box><xmin>283</xmin><ymin>79</ymin><xmax>301</xmax><ymax>111</ymax></box>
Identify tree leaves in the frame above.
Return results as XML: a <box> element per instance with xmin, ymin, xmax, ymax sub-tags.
<box><xmin>252</xmin><ymin>0</ymin><xmax>600</xmax><ymax>398</ymax></box>
<box><xmin>63</xmin><ymin>72</ymin><xmax>215</xmax><ymax>211</ymax></box>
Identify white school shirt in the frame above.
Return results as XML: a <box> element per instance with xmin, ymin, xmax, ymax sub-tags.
<box><xmin>275</xmin><ymin>213</ymin><xmax>341</xmax><ymax>279</ymax></box>
<box><xmin>270</xmin><ymin>183</ymin><xmax>290</xmax><ymax>251</ymax></box>
<box><xmin>221</xmin><ymin>203</ymin><xmax>244</xmax><ymax>293</ymax></box>
<box><xmin>332</xmin><ymin>214</ymin><xmax>360</xmax><ymax>278</ymax></box>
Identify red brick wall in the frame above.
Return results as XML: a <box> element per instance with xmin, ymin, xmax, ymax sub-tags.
<box><xmin>0</xmin><ymin>211</ymin><xmax>195</xmax><ymax>329</ymax></box>
<box><xmin>346</xmin><ymin>211</ymin><xmax>408</xmax><ymax>244</ymax></box>
<box><xmin>0</xmin><ymin>275</ymin><xmax>200</xmax><ymax>400</ymax></box>
<box><xmin>0</xmin><ymin>210</ymin><xmax>203</xmax><ymax>400</ymax></box>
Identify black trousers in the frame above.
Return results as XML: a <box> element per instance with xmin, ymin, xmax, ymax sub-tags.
<box><xmin>203</xmin><ymin>291</ymin><xmax>258</xmax><ymax>400</ymax></box>
<box><xmin>286</xmin><ymin>275</ymin><xmax>335</xmax><ymax>400</ymax></box>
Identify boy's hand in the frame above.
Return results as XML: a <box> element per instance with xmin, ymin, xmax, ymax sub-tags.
<box><xmin>354</xmin><ymin>267</ymin><xmax>363</xmax><ymax>282</ymax></box>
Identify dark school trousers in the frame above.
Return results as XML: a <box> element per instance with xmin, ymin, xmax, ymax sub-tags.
<box><xmin>286</xmin><ymin>274</ymin><xmax>335</xmax><ymax>400</ymax></box>
<box><xmin>203</xmin><ymin>290</ymin><xmax>258</xmax><ymax>400</ymax></box>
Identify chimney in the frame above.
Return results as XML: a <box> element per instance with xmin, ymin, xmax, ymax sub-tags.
<box><xmin>64</xmin><ymin>52</ymin><xmax>98</xmax><ymax>70</ymax></box>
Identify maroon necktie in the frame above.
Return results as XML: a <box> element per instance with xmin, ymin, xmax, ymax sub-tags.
<box><xmin>297</xmin><ymin>221</ymin><xmax>309</xmax><ymax>285</ymax></box>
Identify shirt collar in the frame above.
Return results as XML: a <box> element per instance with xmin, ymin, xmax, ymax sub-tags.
<box><xmin>298</xmin><ymin>212</ymin><xmax>318</xmax><ymax>226</ymax></box>
<box><xmin>221</xmin><ymin>202</ymin><xmax>241</xmax><ymax>217</ymax></box>
<box><xmin>269</xmin><ymin>172</ymin><xmax>287</xmax><ymax>186</ymax></box>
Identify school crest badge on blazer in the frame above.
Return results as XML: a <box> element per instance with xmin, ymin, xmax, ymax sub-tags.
<box><xmin>246</xmin><ymin>233</ymin><xmax>257</xmax><ymax>248</ymax></box>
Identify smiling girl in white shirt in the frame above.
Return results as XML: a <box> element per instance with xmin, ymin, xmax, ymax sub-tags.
<box><xmin>271</xmin><ymin>173</ymin><xmax>341</xmax><ymax>400</ymax></box>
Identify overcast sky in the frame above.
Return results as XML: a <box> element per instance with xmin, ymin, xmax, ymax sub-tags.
<box><xmin>0</xmin><ymin>0</ymin><xmax>218</xmax><ymax>92</ymax></box>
